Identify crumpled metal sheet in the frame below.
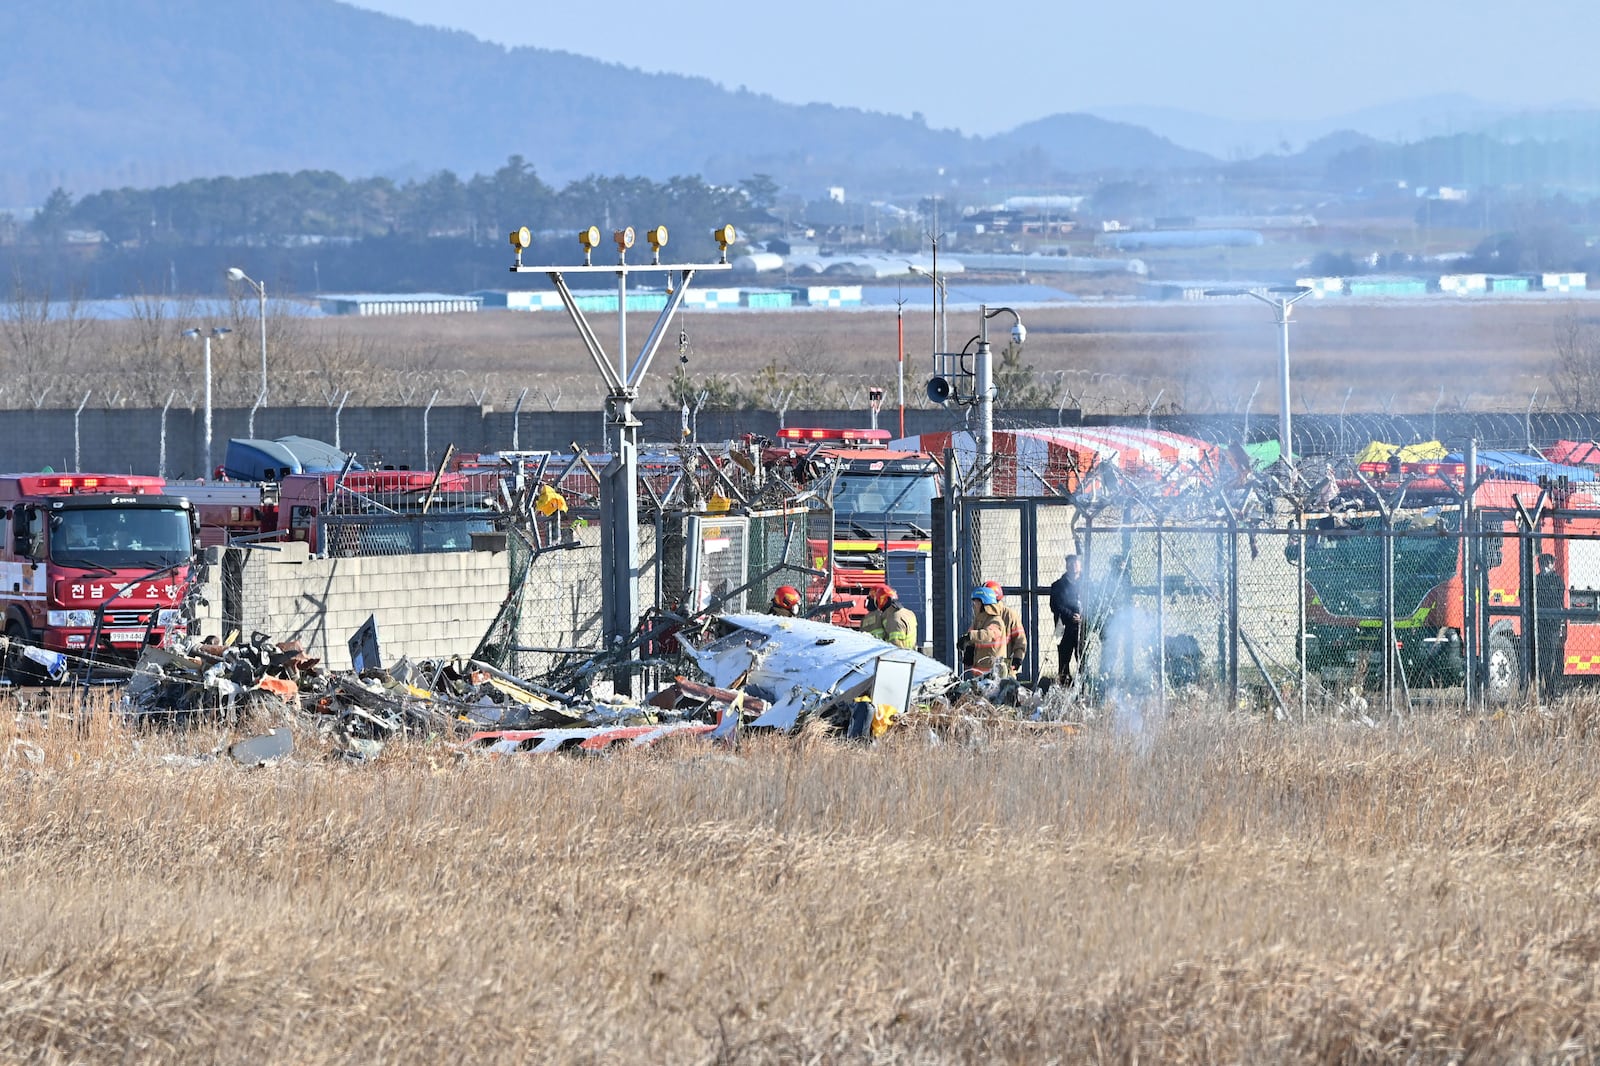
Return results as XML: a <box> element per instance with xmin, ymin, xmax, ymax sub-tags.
<box><xmin>678</xmin><ymin>613</ymin><xmax>951</xmax><ymax>731</ymax></box>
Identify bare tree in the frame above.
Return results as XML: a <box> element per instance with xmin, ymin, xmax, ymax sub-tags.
<box><xmin>1552</xmin><ymin>314</ymin><xmax>1600</xmax><ymax>412</ymax></box>
<box><xmin>0</xmin><ymin>271</ymin><xmax>97</xmax><ymax>405</ymax></box>
<box><xmin>119</xmin><ymin>290</ymin><xmax>201</xmax><ymax>406</ymax></box>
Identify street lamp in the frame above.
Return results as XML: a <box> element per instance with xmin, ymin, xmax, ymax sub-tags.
<box><xmin>226</xmin><ymin>266</ymin><xmax>268</xmax><ymax>434</ymax></box>
<box><xmin>975</xmin><ymin>304</ymin><xmax>1026</xmax><ymax>496</ymax></box>
<box><xmin>1204</xmin><ymin>285</ymin><xmax>1313</xmax><ymax>468</ymax></box>
<box><xmin>906</xmin><ymin>263</ymin><xmax>948</xmax><ymax>353</ymax></box>
<box><xmin>181</xmin><ymin>326</ymin><xmax>232</xmax><ymax>477</ymax></box>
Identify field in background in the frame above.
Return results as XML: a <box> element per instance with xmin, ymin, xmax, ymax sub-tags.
<box><xmin>278</xmin><ymin>297</ymin><xmax>1581</xmax><ymax>416</ymax></box>
<box><xmin>5</xmin><ymin>697</ymin><xmax>1600</xmax><ymax>1061</ymax></box>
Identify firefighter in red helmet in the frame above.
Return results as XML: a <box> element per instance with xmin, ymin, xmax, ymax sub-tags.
<box><xmin>770</xmin><ymin>585</ymin><xmax>802</xmax><ymax>617</ymax></box>
<box><xmin>861</xmin><ymin>586</ymin><xmax>917</xmax><ymax>650</ymax></box>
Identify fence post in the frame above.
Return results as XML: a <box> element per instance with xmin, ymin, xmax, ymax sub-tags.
<box><xmin>1297</xmin><ymin>510</ymin><xmax>1308</xmax><ymax>722</ymax></box>
<box><xmin>512</xmin><ymin>387</ymin><xmax>528</xmax><ymax>450</ymax></box>
<box><xmin>1154</xmin><ymin>518</ymin><xmax>1167</xmax><ymax>714</ymax></box>
<box><xmin>934</xmin><ymin>448</ymin><xmax>961</xmax><ymax>670</ymax></box>
<box><xmin>334</xmin><ymin>391</ymin><xmax>349</xmax><ymax>452</ymax></box>
<box><xmin>158</xmin><ymin>390</ymin><xmax>175</xmax><ymax>479</ymax></box>
<box><xmin>1462</xmin><ymin>439</ymin><xmax>1477</xmax><ymax>710</ymax></box>
<box><xmin>73</xmin><ymin>390</ymin><xmax>91</xmax><ymax>471</ymax></box>
<box><xmin>1381</xmin><ymin>508</ymin><xmax>1395</xmax><ymax>716</ymax></box>
<box><xmin>423</xmin><ymin>389</ymin><xmax>439</xmax><ymax>470</ymax></box>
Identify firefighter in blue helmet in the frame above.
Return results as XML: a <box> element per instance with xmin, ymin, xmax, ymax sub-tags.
<box><xmin>960</xmin><ymin>586</ymin><xmax>1011</xmax><ymax>676</ymax></box>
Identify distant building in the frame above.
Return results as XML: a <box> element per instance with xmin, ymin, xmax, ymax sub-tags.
<box><xmin>1346</xmin><ymin>276</ymin><xmax>1429</xmax><ymax>298</ymax></box>
<box><xmin>1439</xmin><ymin>273</ymin><xmax>1488</xmax><ymax>296</ymax></box>
<box><xmin>1539</xmin><ymin>272</ymin><xmax>1588</xmax><ymax>293</ymax></box>
<box><xmin>317</xmin><ymin>293</ymin><xmax>481</xmax><ymax>316</ymax></box>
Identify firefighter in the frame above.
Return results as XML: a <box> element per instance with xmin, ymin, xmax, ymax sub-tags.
<box><xmin>983</xmin><ymin>579</ymin><xmax>1028</xmax><ymax>675</ymax></box>
<box><xmin>770</xmin><ymin>585</ymin><xmax>802</xmax><ymax>617</ymax></box>
<box><xmin>861</xmin><ymin>586</ymin><xmax>917</xmax><ymax>650</ymax></box>
<box><xmin>960</xmin><ymin>586</ymin><xmax>1012</xmax><ymax>676</ymax></box>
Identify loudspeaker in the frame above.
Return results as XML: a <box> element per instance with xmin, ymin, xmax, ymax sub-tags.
<box><xmin>926</xmin><ymin>376</ymin><xmax>952</xmax><ymax>404</ymax></box>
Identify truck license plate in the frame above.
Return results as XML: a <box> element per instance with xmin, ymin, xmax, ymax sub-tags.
<box><xmin>109</xmin><ymin>630</ymin><xmax>146</xmax><ymax>643</ymax></box>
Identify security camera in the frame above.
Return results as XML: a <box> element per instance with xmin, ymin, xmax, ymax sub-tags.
<box><xmin>1011</xmin><ymin>322</ymin><xmax>1027</xmax><ymax>345</ymax></box>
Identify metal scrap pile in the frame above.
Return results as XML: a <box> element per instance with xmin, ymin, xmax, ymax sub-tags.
<box><xmin>120</xmin><ymin>631</ymin><xmax>738</xmax><ymax>761</ymax></box>
<box><xmin>115</xmin><ymin>611</ymin><xmax>1015</xmax><ymax>760</ymax></box>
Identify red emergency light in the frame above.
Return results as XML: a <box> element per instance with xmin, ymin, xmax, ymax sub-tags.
<box><xmin>777</xmin><ymin>427</ymin><xmax>891</xmax><ymax>446</ymax></box>
<box><xmin>17</xmin><ymin>474</ymin><xmax>157</xmax><ymax>494</ymax></box>
<box><xmin>1355</xmin><ymin>461</ymin><xmax>1469</xmax><ymax>478</ymax></box>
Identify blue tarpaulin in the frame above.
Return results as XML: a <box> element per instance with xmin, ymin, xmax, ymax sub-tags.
<box><xmin>1444</xmin><ymin>449</ymin><xmax>1596</xmax><ymax>484</ymax></box>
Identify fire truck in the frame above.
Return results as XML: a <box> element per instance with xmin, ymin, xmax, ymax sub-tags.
<box><xmin>1294</xmin><ymin>458</ymin><xmax>1600</xmax><ymax>702</ymax></box>
<box><xmin>768</xmin><ymin>427</ymin><xmax>940</xmax><ymax>626</ymax></box>
<box><xmin>0</xmin><ymin>473</ymin><xmax>196</xmax><ymax>675</ymax></box>
<box><xmin>178</xmin><ymin>470</ymin><xmax>495</xmax><ymax>555</ymax></box>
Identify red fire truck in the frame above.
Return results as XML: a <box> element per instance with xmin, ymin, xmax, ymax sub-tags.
<box><xmin>768</xmin><ymin>427</ymin><xmax>940</xmax><ymax>626</ymax></box>
<box><xmin>1296</xmin><ymin>459</ymin><xmax>1600</xmax><ymax>701</ymax></box>
<box><xmin>0</xmin><ymin>473</ymin><xmax>196</xmax><ymax>675</ymax></box>
<box><xmin>179</xmin><ymin>469</ymin><xmax>494</xmax><ymax>555</ymax></box>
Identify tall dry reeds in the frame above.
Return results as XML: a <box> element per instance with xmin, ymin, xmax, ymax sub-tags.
<box><xmin>3</xmin><ymin>693</ymin><xmax>1600</xmax><ymax>1062</ymax></box>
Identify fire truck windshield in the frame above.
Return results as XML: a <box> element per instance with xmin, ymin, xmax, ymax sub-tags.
<box><xmin>50</xmin><ymin>507</ymin><xmax>193</xmax><ymax>569</ymax></box>
<box><xmin>832</xmin><ymin>472</ymin><xmax>937</xmax><ymax>528</ymax></box>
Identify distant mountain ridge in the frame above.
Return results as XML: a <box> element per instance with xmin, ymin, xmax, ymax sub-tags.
<box><xmin>0</xmin><ymin>0</ymin><xmax>1208</xmax><ymax>206</ymax></box>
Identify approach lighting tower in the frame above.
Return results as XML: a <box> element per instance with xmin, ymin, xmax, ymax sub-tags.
<box><xmin>508</xmin><ymin>223</ymin><xmax>734</xmax><ymax>691</ymax></box>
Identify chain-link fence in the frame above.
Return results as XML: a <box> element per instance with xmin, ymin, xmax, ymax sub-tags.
<box><xmin>955</xmin><ymin>475</ymin><xmax>1600</xmax><ymax>717</ymax></box>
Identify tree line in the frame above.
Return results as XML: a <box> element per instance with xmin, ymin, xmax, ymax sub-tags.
<box><xmin>7</xmin><ymin>159</ymin><xmax>778</xmax><ymax>279</ymax></box>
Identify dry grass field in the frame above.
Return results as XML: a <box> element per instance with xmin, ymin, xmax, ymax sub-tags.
<box><xmin>7</xmin><ymin>695</ymin><xmax>1600</xmax><ymax>1062</ymax></box>
<box><xmin>280</xmin><ymin>296</ymin><xmax>1587</xmax><ymax>416</ymax></box>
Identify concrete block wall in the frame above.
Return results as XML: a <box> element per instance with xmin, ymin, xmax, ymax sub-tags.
<box><xmin>195</xmin><ymin>542</ymin><xmax>513</xmax><ymax>667</ymax></box>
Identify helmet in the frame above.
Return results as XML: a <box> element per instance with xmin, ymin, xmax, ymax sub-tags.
<box><xmin>971</xmin><ymin>586</ymin><xmax>998</xmax><ymax>606</ymax></box>
<box><xmin>773</xmin><ymin>585</ymin><xmax>801</xmax><ymax>609</ymax></box>
<box><xmin>983</xmin><ymin>579</ymin><xmax>1004</xmax><ymax>601</ymax></box>
<box><xmin>870</xmin><ymin>586</ymin><xmax>896</xmax><ymax>611</ymax></box>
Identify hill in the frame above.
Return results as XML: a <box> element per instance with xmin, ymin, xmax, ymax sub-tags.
<box><xmin>0</xmin><ymin>0</ymin><xmax>1221</xmax><ymax>207</ymax></box>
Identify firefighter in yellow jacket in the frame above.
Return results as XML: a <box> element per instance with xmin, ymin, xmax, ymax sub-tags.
<box><xmin>861</xmin><ymin>586</ymin><xmax>917</xmax><ymax>650</ymax></box>
<box><xmin>983</xmin><ymin>579</ymin><xmax>1028</xmax><ymax>672</ymax></box>
<box><xmin>960</xmin><ymin>585</ymin><xmax>1015</xmax><ymax>676</ymax></box>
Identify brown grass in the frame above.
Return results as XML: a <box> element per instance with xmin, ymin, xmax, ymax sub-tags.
<box><xmin>266</xmin><ymin>298</ymin><xmax>1580</xmax><ymax>415</ymax></box>
<box><xmin>5</xmin><ymin>693</ymin><xmax>1600</xmax><ymax>1062</ymax></box>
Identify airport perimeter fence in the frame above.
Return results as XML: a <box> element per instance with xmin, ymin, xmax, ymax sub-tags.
<box><xmin>957</xmin><ymin>485</ymin><xmax>1600</xmax><ymax>718</ymax></box>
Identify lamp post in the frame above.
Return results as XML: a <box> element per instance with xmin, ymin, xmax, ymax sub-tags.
<box><xmin>1204</xmin><ymin>285</ymin><xmax>1312</xmax><ymax>468</ymax></box>
<box><xmin>182</xmin><ymin>326</ymin><xmax>232</xmax><ymax>477</ymax></box>
<box><xmin>975</xmin><ymin>305</ymin><xmax>1026</xmax><ymax>496</ymax></box>
<box><xmin>907</xmin><ymin>263</ymin><xmax>948</xmax><ymax>353</ymax></box>
<box><xmin>226</xmin><ymin>267</ymin><xmax>268</xmax><ymax>434</ymax></box>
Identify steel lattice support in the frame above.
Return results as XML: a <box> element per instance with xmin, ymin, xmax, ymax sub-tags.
<box><xmin>506</xmin><ymin>225</ymin><xmax>733</xmax><ymax>692</ymax></box>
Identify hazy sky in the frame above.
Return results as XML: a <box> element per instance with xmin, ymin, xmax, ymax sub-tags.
<box><xmin>349</xmin><ymin>0</ymin><xmax>1598</xmax><ymax>136</ymax></box>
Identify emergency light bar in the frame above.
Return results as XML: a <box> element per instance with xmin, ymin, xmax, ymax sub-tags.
<box><xmin>1356</xmin><ymin>461</ymin><xmax>1472</xmax><ymax>478</ymax></box>
<box><xmin>777</xmin><ymin>427</ymin><xmax>891</xmax><ymax>445</ymax></box>
<box><xmin>18</xmin><ymin>474</ymin><xmax>160</xmax><ymax>494</ymax></box>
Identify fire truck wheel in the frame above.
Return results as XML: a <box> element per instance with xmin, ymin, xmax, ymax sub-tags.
<box><xmin>1485</xmin><ymin>631</ymin><xmax>1519</xmax><ymax>705</ymax></box>
<box><xmin>3</xmin><ymin>621</ymin><xmax>38</xmax><ymax>685</ymax></box>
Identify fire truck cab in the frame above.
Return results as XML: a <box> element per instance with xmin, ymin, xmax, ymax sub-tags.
<box><xmin>0</xmin><ymin>473</ymin><xmax>196</xmax><ymax>675</ymax></box>
<box><xmin>769</xmin><ymin>427</ymin><xmax>940</xmax><ymax>627</ymax></box>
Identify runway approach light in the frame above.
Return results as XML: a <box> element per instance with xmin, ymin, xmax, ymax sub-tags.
<box><xmin>614</xmin><ymin>226</ymin><xmax>636</xmax><ymax>258</ymax></box>
<box><xmin>509</xmin><ymin>227</ymin><xmax>532</xmax><ymax>268</ymax></box>
<box><xmin>579</xmin><ymin>225</ymin><xmax>601</xmax><ymax>265</ymax></box>
<box><xmin>646</xmin><ymin>225</ymin><xmax>668</xmax><ymax>263</ymax></box>
<box><xmin>713</xmin><ymin>224</ymin><xmax>736</xmax><ymax>262</ymax></box>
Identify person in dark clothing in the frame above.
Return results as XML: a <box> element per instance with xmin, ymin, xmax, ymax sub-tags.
<box><xmin>1536</xmin><ymin>552</ymin><xmax>1566</xmax><ymax>701</ymax></box>
<box><xmin>1048</xmin><ymin>554</ymin><xmax>1085</xmax><ymax>687</ymax></box>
